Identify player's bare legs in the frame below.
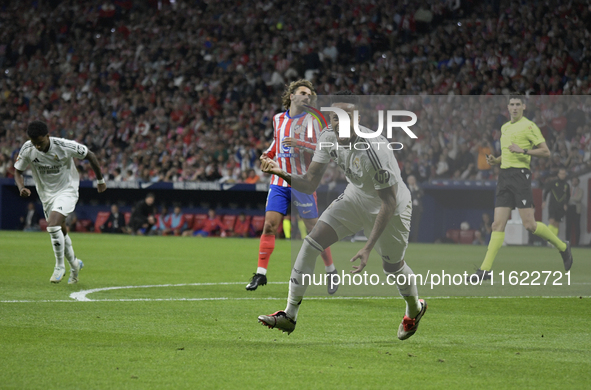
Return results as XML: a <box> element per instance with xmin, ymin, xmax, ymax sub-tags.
<box><xmin>248</xmin><ymin>212</ymin><xmax>337</xmax><ymax>292</ymax></box>
<box><xmin>478</xmin><ymin>206</ymin><xmax>571</xmax><ymax>279</ymax></box>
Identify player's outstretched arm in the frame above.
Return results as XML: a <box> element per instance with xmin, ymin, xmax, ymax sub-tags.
<box><xmin>85</xmin><ymin>150</ymin><xmax>107</xmax><ymax>193</ymax></box>
<box><xmin>14</xmin><ymin>169</ymin><xmax>31</xmax><ymax>197</ymax></box>
<box><xmin>260</xmin><ymin>157</ymin><xmax>328</xmax><ymax>194</ymax></box>
<box><xmin>351</xmin><ymin>185</ymin><xmax>397</xmax><ymax>273</ymax></box>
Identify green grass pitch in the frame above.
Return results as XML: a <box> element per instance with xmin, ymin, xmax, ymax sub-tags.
<box><xmin>1</xmin><ymin>231</ymin><xmax>590</xmax><ymax>389</ymax></box>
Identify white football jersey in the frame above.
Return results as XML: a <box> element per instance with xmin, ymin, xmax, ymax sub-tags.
<box><xmin>312</xmin><ymin>126</ymin><xmax>411</xmax><ymax>215</ymax></box>
<box><xmin>14</xmin><ymin>137</ymin><xmax>88</xmax><ymax>204</ymax></box>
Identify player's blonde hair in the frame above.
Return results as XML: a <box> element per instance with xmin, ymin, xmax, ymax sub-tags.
<box><xmin>281</xmin><ymin>79</ymin><xmax>316</xmax><ymax>110</ymax></box>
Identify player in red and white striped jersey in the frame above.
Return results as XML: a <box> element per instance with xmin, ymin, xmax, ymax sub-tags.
<box><xmin>246</xmin><ymin>79</ymin><xmax>337</xmax><ymax>294</ymax></box>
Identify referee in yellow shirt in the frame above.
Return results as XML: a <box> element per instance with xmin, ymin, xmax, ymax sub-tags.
<box><xmin>473</xmin><ymin>93</ymin><xmax>573</xmax><ymax>281</ymax></box>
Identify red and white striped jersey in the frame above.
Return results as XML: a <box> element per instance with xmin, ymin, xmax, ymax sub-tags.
<box><xmin>265</xmin><ymin>111</ymin><xmax>322</xmax><ymax>187</ymax></box>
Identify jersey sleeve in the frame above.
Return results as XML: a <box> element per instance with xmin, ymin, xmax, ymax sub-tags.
<box><xmin>528</xmin><ymin>122</ymin><xmax>546</xmax><ymax>146</ymax></box>
<box><xmin>62</xmin><ymin>139</ymin><xmax>89</xmax><ymax>159</ymax></box>
<box><xmin>265</xmin><ymin>138</ymin><xmax>276</xmax><ymax>160</ymax></box>
<box><xmin>14</xmin><ymin>143</ymin><xmax>32</xmax><ymax>171</ymax></box>
<box><xmin>311</xmin><ymin>130</ymin><xmax>333</xmax><ymax>164</ymax></box>
<box><xmin>364</xmin><ymin>148</ymin><xmax>398</xmax><ymax>191</ymax></box>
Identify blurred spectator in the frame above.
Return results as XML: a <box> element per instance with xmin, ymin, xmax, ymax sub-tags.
<box><xmin>130</xmin><ymin>193</ymin><xmax>156</xmax><ymax>235</ymax></box>
<box><xmin>66</xmin><ymin>212</ymin><xmax>78</xmax><ymax>233</ymax></box>
<box><xmin>100</xmin><ymin>204</ymin><xmax>128</xmax><ymax>234</ymax></box>
<box><xmin>20</xmin><ymin>202</ymin><xmax>40</xmax><ymax>232</ymax></box>
<box><xmin>0</xmin><ymin>0</ymin><xmax>589</xmax><ymax>189</ymax></box>
<box><xmin>566</xmin><ymin>177</ymin><xmax>583</xmax><ymax>246</ymax></box>
<box><xmin>151</xmin><ymin>206</ymin><xmax>171</xmax><ymax>235</ymax></box>
<box><xmin>407</xmin><ymin>175</ymin><xmax>423</xmax><ymax>243</ymax></box>
<box><xmin>184</xmin><ymin>209</ymin><xmax>226</xmax><ymax>237</ymax></box>
<box><xmin>472</xmin><ymin>230</ymin><xmax>486</xmax><ymax>245</ymax></box>
<box><xmin>168</xmin><ymin>205</ymin><xmax>188</xmax><ymax>236</ymax></box>
<box><xmin>231</xmin><ymin>213</ymin><xmax>252</xmax><ymax>238</ymax></box>
<box><xmin>476</xmin><ymin>141</ymin><xmax>493</xmax><ymax>180</ymax></box>
<box><xmin>480</xmin><ymin>213</ymin><xmax>493</xmax><ymax>244</ymax></box>
<box><xmin>244</xmin><ymin>169</ymin><xmax>260</xmax><ymax>184</ymax></box>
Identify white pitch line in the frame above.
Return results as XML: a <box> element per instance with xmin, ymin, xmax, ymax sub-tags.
<box><xmin>2</xmin><ymin>296</ymin><xmax>589</xmax><ymax>303</ymax></box>
<box><xmin>0</xmin><ymin>281</ymin><xmax>588</xmax><ymax>303</ymax></box>
<box><xmin>69</xmin><ymin>281</ymin><xmax>287</xmax><ymax>301</ymax></box>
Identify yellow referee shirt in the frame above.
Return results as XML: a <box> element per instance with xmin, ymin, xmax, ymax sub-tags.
<box><xmin>500</xmin><ymin>116</ymin><xmax>545</xmax><ymax>169</ymax></box>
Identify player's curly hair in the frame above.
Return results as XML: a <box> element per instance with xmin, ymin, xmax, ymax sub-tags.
<box><xmin>281</xmin><ymin>79</ymin><xmax>316</xmax><ymax>110</ymax></box>
<box><xmin>331</xmin><ymin>90</ymin><xmax>359</xmax><ymax>106</ymax></box>
<box><xmin>26</xmin><ymin>121</ymin><xmax>49</xmax><ymax>139</ymax></box>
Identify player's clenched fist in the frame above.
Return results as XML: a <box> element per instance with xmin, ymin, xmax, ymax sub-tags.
<box><xmin>260</xmin><ymin>157</ymin><xmax>280</xmax><ymax>174</ymax></box>
<box><xmin>19</xmin><ymin>187</ymin><xmax>31</xmax><ymax>197</ymax></box>
<box><xmin>486</xmin><ymin>154</ymin><xmax>498</xmax><ymax>166</ymax></box>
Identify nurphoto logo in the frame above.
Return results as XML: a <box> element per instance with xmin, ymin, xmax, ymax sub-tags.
<box><xmin>303</xmin><ymin>104</ymin><xmax>417</xmax><ymax>150</ymax></box>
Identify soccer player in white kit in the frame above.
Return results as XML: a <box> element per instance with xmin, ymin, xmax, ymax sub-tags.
<box><xmin>14</xmin><ymin>121</ymin><xmax>107</xmax><ymax>284</ymax></box>
<box><xmin>258</xmin><ymin>92</ymin><xmax>427</xmax><ymax>340</ymax></box>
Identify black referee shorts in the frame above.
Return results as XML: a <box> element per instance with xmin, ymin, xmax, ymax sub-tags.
<box><xmin>495</xmin><ymin>168</ymin><xmax>534</xmax><ymax>209</ymax></box>
<box><xmin>548</xmin><ymin>204</ymin><xmax>566</xmax><ymax>221</ymax></box>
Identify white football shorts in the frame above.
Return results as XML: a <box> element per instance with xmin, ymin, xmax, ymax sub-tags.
<box><xmin>319</xmin><ymin>190</ymin><xmax>412</xmax><ymax>264</ymax></box>
<box><xmin>42</xmin><ymin>192</ymin><xmax>78</xmax><ymax>219</ymax></box>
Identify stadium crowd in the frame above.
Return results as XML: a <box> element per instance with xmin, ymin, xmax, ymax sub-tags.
<box><xmin>0</xmin><ymin>0</ymin><xmax>591</xmax><ymax>189</ymax></box>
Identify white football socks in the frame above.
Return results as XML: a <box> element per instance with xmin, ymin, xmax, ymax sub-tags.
<box><xmin>385</xmin><ymin>262</ymin><xmax>421</xmax><ymax>318</ymax></box>
<box><xmin>285</xmin><ymin>236</ymin><xmax>323</xmax><ymax>320</ymax></box>
<box><xmin>64</xmin><ymin>234</ymin><xmax>77</xmax><ymax>268</ymax></box>
<box><xmin>47</xmin><ymin>226</ymin><xmax>65</xmax><ymax>268</ymax></box>
<box><xmin>256</xmin><ymin>267</ymin><xmax>267</xmax><ymax>275</ymax></box>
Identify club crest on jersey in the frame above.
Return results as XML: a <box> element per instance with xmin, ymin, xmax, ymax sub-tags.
<box><xmin>293</xmin><ymin>125</ymin><xmax>303</xmax><ymax>134</ymax></box>
<box><xmin>54</xmin><ymin>154</ymin><xmax>59</xmax><ymax>161</ymax></box>
<box><xmin>353</xmin><ymin>157</ymin><xmax>361</xmax><ymax>170</ymax></box>
<box><xmin>374</xmin><ymin>169</ymin><xmax>391</xmax><ymax>184</ymax></box>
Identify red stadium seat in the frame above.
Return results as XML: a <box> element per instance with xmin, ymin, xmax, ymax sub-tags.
<box><xmin>75</xmin><ymin>219</ymin><xmax>93</xmax><ymax>232</ymax></box>
<box><xmin>251</xmin><ymin>215</ymin><xmax>265</xmax><ymax>236</ymax></box>
<box><xmin>95</xmin><ymin>211</ymin><xmax>111</xmax><ymax>232</ymax></box>
<box><xmin>222</xmin><ymin>215</ymin><xmax>237</xmax><ymax>231</ymax></box>
<box><xmin>459</xmin><ymin>230</ymin><xmax>475</xmax><ymax>245</ymax></box>
<box><xmin>446</xmin><ymin>229</ymin><xmax>460</xmax><ymax>243</ymax></box>
<box><xmin>124</xmin><ymin>212</ymin><xmax>131</xmax><ymax>225</ymax></box>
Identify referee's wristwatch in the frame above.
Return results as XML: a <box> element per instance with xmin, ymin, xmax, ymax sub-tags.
<box><xmin>522</xmin><ymin>149</ymin><xmax>529</xmax><ymax>155</ymax></box>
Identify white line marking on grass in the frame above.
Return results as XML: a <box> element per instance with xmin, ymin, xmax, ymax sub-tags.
<box><xmin>0</xmin><ymin>281</ymin><xmax>588</xmax><ymax>303</ymax></box>
<box><xmin>69</xmin><ymin>281</ymin><xmax>287</xmax><ymax>301</ymax></box>
<box><xmin>2</xmin><ymin>296</ymin><xmax>590</xmax><ymax>303</ymax></box>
